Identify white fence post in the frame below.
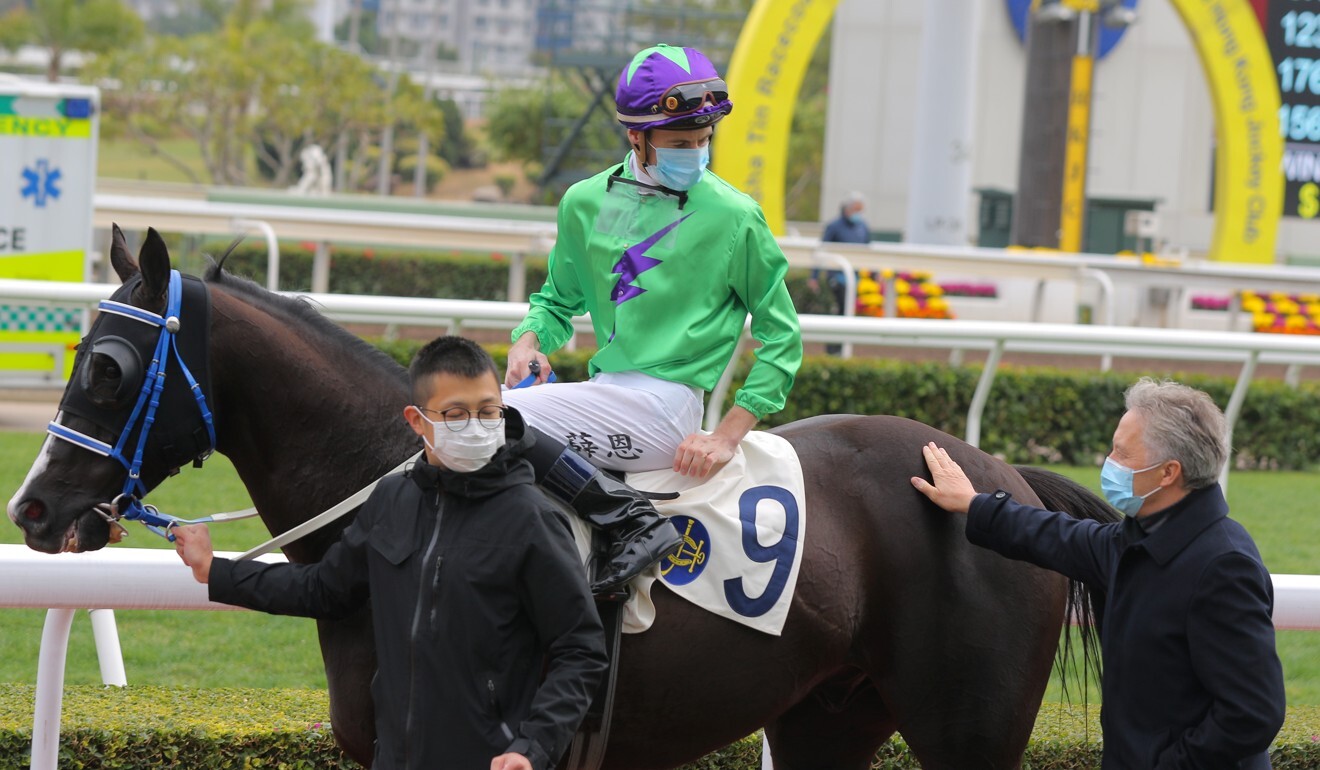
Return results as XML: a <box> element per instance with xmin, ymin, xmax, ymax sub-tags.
<box><xmin>88</xmin><ymin>609</ymin><xmax>127</xmax><ymax>687</ymax></box>
<box><xmin>31</xmin><ymin>608</ymin><xmax>75</xmax><ymax>770</ymax></box>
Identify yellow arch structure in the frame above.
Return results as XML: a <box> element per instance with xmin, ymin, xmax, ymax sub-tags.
<box><xmin>716</xmin><ymin>0</ymin><xmax>1280</xmax><ymax>264</ymax></box>
<box><xmin>1170</xmin><ymin>0</ymin><xmax>1281</xmax><ymax>263</ymax></box>
<box><xmin>711</xmin><ymin>0</ymin><xmax>840</xmax><ymax>236</ymax></box>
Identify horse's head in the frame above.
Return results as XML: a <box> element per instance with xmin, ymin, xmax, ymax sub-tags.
<box><xmin>8</xmin><ymin>225</ymin><xmax>215</xmax><ymax>553</ymax></box>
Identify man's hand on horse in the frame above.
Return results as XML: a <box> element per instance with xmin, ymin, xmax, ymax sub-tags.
<box><xmin>505</xmin><ymin>333</ymin><xmax>552</xmax><ymax>388</ymax></box>
<box><xmin>674</xmin><ymin>432</ymin><xmax>737</xmax><ymax>478</ymax></box>
<box><xmin>911</xmin><ymin>441</ymin><xmax>977</xmax><ymax>514</ymax></box>
<box><xmin>172</xmin><ymin>523</ymin><xmax>214</xmax><ymax>584</ymax></box>
<box><xmin>490</xmin><ymin>752</ymin><xmax>532</xmax><ymax>770</ymax></box>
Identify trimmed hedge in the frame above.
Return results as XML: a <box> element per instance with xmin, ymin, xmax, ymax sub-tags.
<box><xmin>756</xmin><ymin>357</ymin><xmax>1320</xmax><ymax>470</ymax></box>
<box><xmin>186</xmin><ymin>241</ymin><xmax>837</xmax><ymax>311</ymax></box>
<box><xmin>4</xmin><ymin>688</ymin><xmax>1320</xmax><ymax>768</ymax></box>
<box><xmin>196</xmin><ymin>243</ymin><xmax>1320</xmax><ymax>468</ymax></box>
<box><xmin>372</xmin><ymin>342</ymin><xmax>1320</xmax><ymax>471</ymax></box>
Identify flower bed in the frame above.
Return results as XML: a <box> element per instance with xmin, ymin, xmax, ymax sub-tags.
<box><xmin>940</xmin><ymin>282</ymin><xmax>999</xmax><ymax>298</ymax></box>
<box><xmin>855</xmin><ymin>270</ymin><xmax>955</xmax><ymax>319</ymax></box>
<box><xmin>1190</xmin><ymin>291</ymin><xmax>1320</xmax><ymax>334</ymax></box>
<box><xmin>1241</xmin><ymin>291</ymin><xmax>1320</xmax><ymax>335</ymax></box>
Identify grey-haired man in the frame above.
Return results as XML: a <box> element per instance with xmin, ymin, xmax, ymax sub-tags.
<box><xmin>912</xmin><ymin>377</ymin><xmax>1285</xmax><ymax>769</ymax></box>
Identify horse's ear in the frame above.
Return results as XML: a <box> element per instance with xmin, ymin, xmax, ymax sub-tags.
<box><xmin>137</xmin><ymin>228</ymin><xmax>171</xmax><ymax>300</ymax></box>
<box><xmin>109</xmin><ymin>224</ymin><xmax>139</xmax><ymax>284</ymax></box>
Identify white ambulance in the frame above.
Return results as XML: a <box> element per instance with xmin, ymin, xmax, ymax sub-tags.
<box><xmin>0</xmin><ymin>77</ymin><xmax>99</xmax><ymax>381</ymax></box>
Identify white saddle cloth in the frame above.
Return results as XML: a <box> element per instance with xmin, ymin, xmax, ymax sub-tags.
<box><xmin>567</xmin><ymin>430</ymin><xmax>807</xmax><ymax>636</ymax></box>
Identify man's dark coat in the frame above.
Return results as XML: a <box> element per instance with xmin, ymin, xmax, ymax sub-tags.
<box><xmin>968</xmin><ymin>484</ymin><xmax>1284</xmax><ymax>769</ymax></box>
<box><xmin>210</xmin><ymin>409</ymin><xmax>607</xmax><ymax>770</ymax></box>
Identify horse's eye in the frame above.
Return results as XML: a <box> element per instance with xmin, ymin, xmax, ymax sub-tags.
<box><xmin>86</xmin><ymin>354</ymin><xmax>125</xmax><ymax>405</ymax></box>
<box><xmin>80</xmin><ymin>338</ymin><xmax>142</xmax><ymax>408</ymax></box>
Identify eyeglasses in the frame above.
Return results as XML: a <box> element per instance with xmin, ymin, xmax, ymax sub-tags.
<box><xmin>416</xmin><ymin>405</ymin><xmax>506</xmax><ymax>432</ymax></box>
<box><xmin>657</xmin><ymin>78</ymin><xmax>728</xmax><ymax>116</ymax></box>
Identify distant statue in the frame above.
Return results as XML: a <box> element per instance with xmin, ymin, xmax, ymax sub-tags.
<box><xmin>291</xmin><ymin>144</ymin><xmax>332</xmax><ymax>196</ymax></box>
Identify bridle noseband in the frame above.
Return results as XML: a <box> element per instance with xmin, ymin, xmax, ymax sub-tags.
<box><xmin>46</xmin><ymin>270</ymin><xmax>216</xmax><ymax>539</ymax></box>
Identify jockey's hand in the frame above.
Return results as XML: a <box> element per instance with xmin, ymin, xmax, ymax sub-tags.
<box><xmin>910</xmin><ymin>441</ymin><xmax>977</xmax><ymax>514</ymax></box>
<box><xmin>173</xmin><ymin>523</ymin><xmax>214</xmax><ymax>584</ymax></box>
<box><xmin>505</xmin><ymin>333</ymin><xmax>552</xmax><ymax>388</ymax></box>
<box><xmin>491</xmin><ymin>753</ymin><xmax>532</xmax><ymax>770</ymax></box>
<box><xmin>674</xmin><ymin>432</ymin><xmax>737</xmax><ymax>478</ymax></box>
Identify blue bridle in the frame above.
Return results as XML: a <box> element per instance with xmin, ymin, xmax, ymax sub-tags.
<box><xmin>46</xmin><ymin>270</ymin><xmax>217</xmax><ymax>539</ymax></box>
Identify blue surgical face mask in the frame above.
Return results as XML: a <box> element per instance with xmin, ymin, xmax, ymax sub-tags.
<box><xmin>648</xmin><ymin>143</ymin><xmax>710</xmax><ymax>191</ymax></box>
<box><xmin>1100</xmin><ymin>456</ymin><xmax>1163</xmax><ymax>517</ymax></box>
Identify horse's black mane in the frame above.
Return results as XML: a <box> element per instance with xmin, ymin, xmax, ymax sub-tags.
<box><xmin>201</xmin><ymin>261</ymin><xmax>408</xmax><ymax>385</ymax></box>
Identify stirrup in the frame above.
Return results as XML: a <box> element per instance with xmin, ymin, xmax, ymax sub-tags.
<box><xmin>591</xmin><ymin>522</ymin><xmax>683</xmax><ymax>593</ymax></box>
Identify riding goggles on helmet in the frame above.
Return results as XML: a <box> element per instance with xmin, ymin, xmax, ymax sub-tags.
<box><xmin>658</xmin><ymin>78</ymin><xmax>728</xmax><ymax>116</ymax></box>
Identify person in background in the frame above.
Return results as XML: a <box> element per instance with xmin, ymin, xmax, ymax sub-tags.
<box><xmin>175</xmin><ymin>336</ymin><xmax>607</xmax><ymax>770</ymax></box>
<box><xmin>811</xmin><ymin>192</ymin><xmax>868</xmax><ymax>354</ymax></box>
<box><xmin>911</xmin><ymin>377</ymin><xmax>1285</xmax><ymax>769</ymax></box>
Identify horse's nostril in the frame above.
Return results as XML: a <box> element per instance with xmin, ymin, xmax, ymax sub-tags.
<box><xmin>22</xmin><ymin>500</ymin><xmax>45</xmax><ymax>521</ymax></box>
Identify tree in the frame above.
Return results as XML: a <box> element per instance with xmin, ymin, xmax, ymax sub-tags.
<box><xmin>0</xmin><ymin>0</ymin><xmax>143</xmax><ymax>81</ymax></box>
<box><xmin>0</xmin><ymin>7</ymin><xmax>33</xmax><ymax>56</ymax></box>
<box><xmin>485</xmin><ymin>75</ymin><xmax>626</xmax><ymax>189</ymax></box>
<box><xmin>92</xmin><ymin>0</ymin><xmax>447</xmax><ymax>188</ymax></box>
<box><xmin>633</xmin><ymin>0</ymin><xmax>752</xmax><ymax>63</ymax></box>
<box><xmin>147</xmin><ymin>0</ymin><xmax>228</xmax><ymax>37</ymax></box>
<box><xmin>337</xmin><ymin>2</ymin><xmax>379</xmax><ymax>55</ymax></box>
<box><xmin>435</xmin><ymin>97</ymin><xmax>480</xmax><ymax>169</ymax></box>
<box><xmin>783</xmin><ymin>29</ymin><xmax>831</xmax><ymax>222</ymax></box>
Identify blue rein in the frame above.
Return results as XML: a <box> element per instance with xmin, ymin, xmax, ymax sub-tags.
<box><xmin>46</xmin><ymin>270</ymin><xmax>217</xmax><ymax>540</ymax></box>
<box><xmin>513</xmin><ymin>360</ymin><xmax>557</xmax><ymax>389</ymax></box>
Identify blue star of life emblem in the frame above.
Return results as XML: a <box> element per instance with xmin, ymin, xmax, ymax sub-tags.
<box><xmin>21</xmin><ymin>159</ymin><xmax>62</xmax><ymax>208</ymax></box>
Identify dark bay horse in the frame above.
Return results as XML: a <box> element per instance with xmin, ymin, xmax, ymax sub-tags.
<box><xmin>7</xmin><ymin>227</ymin><xmax>1116</xmax><ymax>769</ymax></box>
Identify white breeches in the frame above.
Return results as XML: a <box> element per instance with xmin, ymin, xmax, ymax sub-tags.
<box><xmin>503</xmin><ymin>371</ymin><xmax>705</xmax><ymax>472</ymax></box>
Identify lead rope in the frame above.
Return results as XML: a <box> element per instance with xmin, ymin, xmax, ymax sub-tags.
<box><xmin>235</xmin><ymin>451</ymin><xmax>422</xmax><ymax>561</ymax></box>
<box><xmin>208</xmin><ymin>362</ymin><xmax>547</xmax><ymax>557</ymax></box>
<box><xmin>236</xmin><ymin>360</ymin><xmax>549</xmax><ymax>558</ymax></box>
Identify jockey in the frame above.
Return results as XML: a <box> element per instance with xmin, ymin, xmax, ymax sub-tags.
<box><xmin>504</xmin><ymin>43</ymin><xmax>803</xmax><ymax>593</ymax></box>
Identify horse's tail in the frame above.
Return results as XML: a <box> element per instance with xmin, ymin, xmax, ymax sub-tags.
<box><xmin>1014</xmin><ymin>465</ymin><xmax>1119</xmax><ymax>702</ymax></box>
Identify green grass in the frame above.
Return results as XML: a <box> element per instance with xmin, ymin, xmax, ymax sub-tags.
<box><xmin>0</xmin><ymin>431</ymin><xmax>327</xmax><ymax>689</ymax></box>
<box><xmin>97</xmin><ymin>135</ymin><xmax>260</xmax><ymax>186</ymax></box>
<box><xmin>1</xmin><ymin>433</ymin><xmax>1318</xmax><ymax>708</ymax></box>
<box><xmin>97</xmin><ymin>137</ymin><xmax>213</xmax><ymax>185</ymax></box>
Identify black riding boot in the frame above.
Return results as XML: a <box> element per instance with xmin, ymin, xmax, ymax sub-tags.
<box><xmin>526</xmin><ymin>427</ymin><xmax>683</xmax><ymax>593</ymax></box>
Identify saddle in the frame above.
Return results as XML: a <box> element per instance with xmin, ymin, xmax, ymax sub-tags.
<box><xmin>557</xmin><ymin>430</ymin><xmax>808</xmax><ymax>770</ymax></box>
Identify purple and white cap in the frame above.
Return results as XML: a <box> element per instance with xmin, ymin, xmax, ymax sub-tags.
<box><xmin>615</xmin><ymin>44</ymin><xmax>733</xmax><ymax>130</ymax></box>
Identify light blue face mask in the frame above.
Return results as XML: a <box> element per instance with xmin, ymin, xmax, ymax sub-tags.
<box><xmin>648</xmin><ymin>143</ymin><xmax>710</xmax><ymax>191</ymax></box>
<box><xmin>1100</xmin><ymin>456</ymin><xmax>1163</xmax><ymax>517</ymax></box>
